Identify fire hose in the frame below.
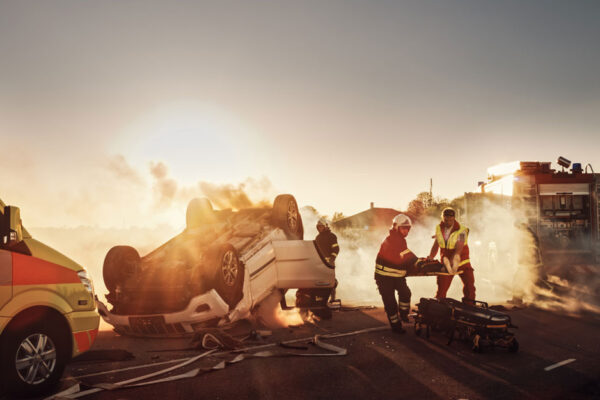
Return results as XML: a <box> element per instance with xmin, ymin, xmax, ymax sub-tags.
<box><xmin>47</xmin><ymin>325</ymin><xmax>387</xmax><ymax>399</ymax></box>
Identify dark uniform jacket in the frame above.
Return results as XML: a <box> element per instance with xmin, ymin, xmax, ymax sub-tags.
<box><xmin>315</xmin><ymin>229</ymin><xmax>339</xmax><ymax>267</ymax></box>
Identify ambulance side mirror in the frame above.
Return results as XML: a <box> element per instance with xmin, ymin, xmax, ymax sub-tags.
<box><xmin>2</xmin><ymin>206</ymin><xmax>24</xmax><ymax>245</ymax></box>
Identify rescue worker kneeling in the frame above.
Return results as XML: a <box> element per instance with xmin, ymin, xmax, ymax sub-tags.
<box><xmin>375</xmin><ymin>214</ymin><xmax>417</xmax><ymax>334</ymax></box>
<box><xmin>296</xmin><ymin>218</ymin><xmax>339</xmax><ymax>319</ymax></box>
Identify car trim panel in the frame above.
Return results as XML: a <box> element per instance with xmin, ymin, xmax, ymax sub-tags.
<box><xmin>250</xmin><ymin>257</ymin><xmax>276</xmax><ymax>280</ymax></box>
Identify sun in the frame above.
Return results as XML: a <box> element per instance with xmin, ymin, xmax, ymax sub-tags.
<box><xmin>118</xmin><ymin>101</ymin><xmax>257</xmax><ymax>183</ymax></box>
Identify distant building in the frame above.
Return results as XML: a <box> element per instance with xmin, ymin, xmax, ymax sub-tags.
<box><xmin>332</xmin><ymin>202</ymin><xmax>400</xmax><ymax>231</ymax></box>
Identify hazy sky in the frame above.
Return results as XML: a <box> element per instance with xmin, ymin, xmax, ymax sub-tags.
<box><xmin>1</xmin><ymin>0</ymin><xmax>599</xmax><ymax>228</ymax></box>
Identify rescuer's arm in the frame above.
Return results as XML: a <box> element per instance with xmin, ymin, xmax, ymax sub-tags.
<box><xmin>451</xmin><ymin>236</ymin><xmax>466</xmax><ymax>273</ymax></box>
<box><xmin>330</xmin><ymin>235</ymin><xmax>339</xmax><ymax>264</ymax></box>
<box><xmin>428</xmin><ymin>240</ymin><xmax>439</xmax><ymax>260</ymax></box>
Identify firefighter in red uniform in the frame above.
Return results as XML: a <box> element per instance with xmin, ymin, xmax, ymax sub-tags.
<box><xmin>375</xmin><ymin>214</ymin><xmax>418</xmax><ymax>334</ymax></box>
<box><xmin>428</xmin><ymin>207</ymin><xmax>476</xmax><ymax>303</ymax></box>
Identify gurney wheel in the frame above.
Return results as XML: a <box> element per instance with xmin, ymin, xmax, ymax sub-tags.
<box><xmin>508</xmin><ymin>338</ymin><xmax>519</xmax><ymax>353</ymax></box>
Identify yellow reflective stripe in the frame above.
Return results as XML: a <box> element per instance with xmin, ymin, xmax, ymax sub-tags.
<box><xmin>389</xmin><ymin>315</ymin><xmax>399</xmax><ymax>322</ymax></box>
<box><xmin>400</xmin><ymin>249</ymin><xmax>412</xmax><ymax>257</ymax></box>
<box><xmin>376</xmin><ymin>264</ymin><xmax>406</xmax><ymax>273</ymax></box>
<box><xmin>375</xmin><ymin>267</ymin><xmax>407</xmax><ymax>278</ymax></box>
<box><xmin>332</xmin><ymin>252</ymin><xmax>338</xmax><ymax>256</ymax></box>
<box><xmin>332</xmin><ymin>243</ymin><xmax>339</xmax><ymax>248</ymax></box>
<box><xmin>435</xmin><ymin>225</ymin><xmax>446</xmax><ymax>249</ymax></box>
<box><xmin>459</xmin><ymin>258</ymin><xmax>470</xmax><ymax>267</ymax></box>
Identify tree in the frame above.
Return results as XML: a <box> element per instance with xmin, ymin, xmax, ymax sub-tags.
<box><xmin>331</xmin><ymin>211</ymin><xmax>345</xmax><ymax>222</ymax></box>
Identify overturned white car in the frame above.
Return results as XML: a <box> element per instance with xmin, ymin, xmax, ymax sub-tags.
<box><xmin>97</xmin><ymin>194</ymin><xmax>336</xmax><ymax>336</ymax></box>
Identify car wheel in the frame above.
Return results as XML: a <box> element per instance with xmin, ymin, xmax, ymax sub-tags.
<box><xmin>1</xmin><ymin>321</ymin><xmax>69</xmax><ymax>397</ymax></box>
<box><xmin>186</xmin><ymin>197</ymin><xmax>215</xmax><ymax>229</ymax></box>
<box><xmin>206</xmin><ymin>243</ymin><xmax>244</xmax><ymax>308</ymax></box>
<box><xmin>272</xmin><ymin>194</ymin><xmax>304</xmax><ymax>239</ymax></box>
<box><xmin>103</xmin><ymin>246</ymin><xmax>141</xmax><ymax>294</ymax></box>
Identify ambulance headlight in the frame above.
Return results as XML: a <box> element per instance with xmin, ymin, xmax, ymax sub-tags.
<box><xmin>78</xmin><ymin>270</ymin><xmax>94</xmax><ymax>294</ymax></box>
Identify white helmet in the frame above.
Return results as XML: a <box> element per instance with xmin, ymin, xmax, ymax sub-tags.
<box><xmin>392</xmin><ymin>214</ymin><xmax>412</xmax><ymax>228</ymax></box>
<box><xmin>317</xmin><ymin>217</ymin><xmax>329</xmax><ymax>228</ymax></box>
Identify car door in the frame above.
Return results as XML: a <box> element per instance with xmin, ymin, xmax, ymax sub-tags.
<box><xmin>272</xmin><ymin>240</ymin><xmax>335</xmax><ymax>289</ymax></box>
<box><xmin>0</xmin><ymin>249</ymin><xmax>12</xmax><ymax>309</ymax></box>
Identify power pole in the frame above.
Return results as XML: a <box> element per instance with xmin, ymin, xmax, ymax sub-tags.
<box><xmin>429</xmin><ymin>178</ymin><xmax>433</xmax><ymax>207</ymax></box>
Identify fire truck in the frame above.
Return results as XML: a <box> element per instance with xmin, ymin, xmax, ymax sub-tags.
<box><xmin>463</xmin><ymin>157</ymin><xmax>600</xmax><ymax>282</ymax></box>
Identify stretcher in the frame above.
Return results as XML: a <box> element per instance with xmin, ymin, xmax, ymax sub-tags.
<box><xmin>412</xmin><ymin>297</ymin><xmax>519</xmax><ymax>353</ymax></box>
<box><xmin>406</xmin><ymin>258</ymin><xmax>464</xmax><ymax>277</ymax></box>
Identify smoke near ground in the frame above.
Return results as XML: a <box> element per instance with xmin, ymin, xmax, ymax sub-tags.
<box><xmin>304</xmin><ymin>200</ymin><xmax>600</xmax><ymax>313</ymax></box>
<box><xmin>10</xmin><ymin>171</ymin><xmax>600</xmax><ymax>325</ymax></box>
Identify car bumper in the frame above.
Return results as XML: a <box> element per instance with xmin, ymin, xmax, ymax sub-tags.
<box><xmin>97</xmin><ymin>289</ymin><xmax>230</xmax><ymax>337</ymax></box>
<box><xmin>66</xmin><ymin>310</ymin><xmax>100</xmax><ymax>357</ymax></box>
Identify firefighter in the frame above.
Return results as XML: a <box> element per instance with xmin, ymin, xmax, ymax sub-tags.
<box><xmin>428</xmin><ymin>207</ymin><xmax>476</xmax><ymax>303</ymax></box>
<box><xmin>375</xmin><ymin>214</ymin><xmax>417</xmax><ymax>334</ymax></box>
<box><xmin>315</xmin><ymin>217</ymin><xmax>339</xmax><ymax>266</ymax></box>
<box><xmin>296</xmin><ymin>218</ymin><xmax>339</xmax><ymax>319</ymax></box>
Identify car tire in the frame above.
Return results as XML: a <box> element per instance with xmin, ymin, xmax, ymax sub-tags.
<box><xmin>0</xmin><ymin>320</ymin><xmax>69</xmax><ymax>398</ymax></box>
<box><xmin>205</xmin><ymin>243</ymin><xmax>244</xmax><ymax>309</ymax></box>
<box><xmin>103</xmin><ymin>245</ymin><xmax>141</xmax><ymax>293</ymax></box>
<box><xmin>186</xmin><ymin>198</ymin><xmax>215</xmax><ymax>229</ymax></box>
<box><xmin>272</xmin><ymin>194</ymin><xmax>304</xmax><ymax>239</ymax></box>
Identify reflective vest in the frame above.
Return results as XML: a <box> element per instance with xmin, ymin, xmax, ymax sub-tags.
<box><xmin>435</xmin><ymin>222</ymin><xmax>471</xmax><ymax>268</ymax></box>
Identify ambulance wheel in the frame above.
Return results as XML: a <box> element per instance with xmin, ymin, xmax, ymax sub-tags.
<box><xmin>103</xmin><ymin>245</ymin><xmax>141</xmax><ymax>293</ymax></box>
<box><xmin>205</xmin><ymin>243</ymin><xmax>244</xmax><ymax>309</ymax></box>
<box><xmin>509</xmin><ymin>337</ymin><xmax>519</xmax><ymax>353</ymax></box>
<box><xmin>272</xmin><ymin>194</ymin><xmax>304</xmax><ymax>239</ymax></box>
<box><xmin>1</xmin><ymin>319</ymin><xmax>69</xmax><ymax>397</ymax></box>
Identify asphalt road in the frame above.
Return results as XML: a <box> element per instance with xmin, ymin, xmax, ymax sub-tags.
<box><xmin>9</xmin><ymin>304</ymin><xmax>600</xmax><ymax>400</ymax></box>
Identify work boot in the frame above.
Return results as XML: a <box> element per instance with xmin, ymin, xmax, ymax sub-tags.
<box><xmin>400</xmin><ymin>313</ymin><xmax>409</xmax><ymax>323</ymax></box>
<box><xmin>391</xmin><ymin>322</ymin><xmax>406</xmax><ymax>334</ymax></box>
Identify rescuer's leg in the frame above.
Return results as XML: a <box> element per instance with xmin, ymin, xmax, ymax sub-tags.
<box><xmin>436</xmin><ymin>275</ymin><xmax>453</xmax><ymax>299</ymax></box>
<box><xmin>311</xmin><ymin>288</ymin><xmax>332</xmax><ymax>319</ymax></box>
<box><xmin>375</xmin><ymin>275</ymin><xmax>405</xmax><ymax>334</ymax></box>
<box><xmin>460</xmin><ymin>268</ymin><xmax>476</xmax><ymax>304</ymax></box>
<box><xmin>397</xmin><ymin>278</ymin><xmax>411</xmax><ymax>323</ymax></box>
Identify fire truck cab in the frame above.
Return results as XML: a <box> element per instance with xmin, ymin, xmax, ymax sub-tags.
<box><xmin>468</xmin><ymin>158</ymin><xmax>600</xmax><ymax>276</ymax></box>
<box><xmin>0</xmin><ymin>199</ymin><xmax>100</xmax><ymax>397</ymax></box>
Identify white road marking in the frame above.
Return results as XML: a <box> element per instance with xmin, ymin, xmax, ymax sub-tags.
<box><xmin>544</xmin><ymin>358</ymin><xmax>576</xmax><ymax>371</ymax></box>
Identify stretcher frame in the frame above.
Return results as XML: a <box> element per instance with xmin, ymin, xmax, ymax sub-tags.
<box><xmin>412</xmin><ymin>297</ymin><xmax>519</xmax><ymax>353</ymax></box>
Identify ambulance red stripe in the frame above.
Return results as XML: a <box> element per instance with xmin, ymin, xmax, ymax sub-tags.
<box><xmin>12</xmin><ymin>253</ymin><xmax>80</xmax><ymax>285</ymax></box>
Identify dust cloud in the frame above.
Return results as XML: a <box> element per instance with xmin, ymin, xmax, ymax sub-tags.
<box><xmin>13</xmin><ymin>156</ymin><xmax>275</xmax><ymax>304</ymax></box>
<box><xmin>300</xmin><ymin>202</ymin><xmax>544</xmax><ymax>309</ymax></box>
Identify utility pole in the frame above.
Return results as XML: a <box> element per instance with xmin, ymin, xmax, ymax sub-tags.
<box><xmin>429</xmin><ymin>178</ymin><xmax>433</xmax><ymax>207</ymax></box>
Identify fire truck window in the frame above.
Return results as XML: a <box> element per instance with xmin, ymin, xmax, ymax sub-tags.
<box><xmin>559</xmin><ymin>195</ymin><xmax>567</xmax><ymax>209</ymax></box>
<box><xmin>573</xmin><ymin>195</ymin><xmax>584</xmax><ymax>210</ymax></box>
<box><xmin>541</xmin><ymin>196</ymin><xmax>553</xmax><ymax>210</ymax></box>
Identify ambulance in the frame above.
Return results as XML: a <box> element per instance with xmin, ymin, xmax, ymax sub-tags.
<box><xmin>0</xmin><ymin>200</ymin><xmax>99</xmax><ymax>397</ymax></box>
